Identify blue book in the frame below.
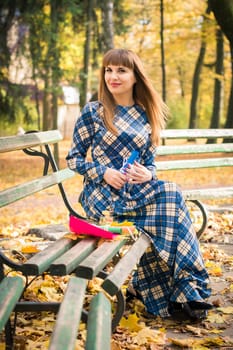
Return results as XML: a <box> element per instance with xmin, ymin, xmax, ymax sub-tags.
<box><xmin>120</xmin><ymin>150</ymin><xmax>139</xmax><ymax>174</ymax></box>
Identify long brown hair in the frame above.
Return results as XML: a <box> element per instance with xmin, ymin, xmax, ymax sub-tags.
<box><xmin>98</xmin><ymin>49</ymin><xmax>168</xmax><ymax>145</ymax></box>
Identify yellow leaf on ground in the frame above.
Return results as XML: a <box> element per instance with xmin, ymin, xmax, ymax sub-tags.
<box><xmin>185</xmin><ymin>325</ymin><xmax>208</xmax><ymax>336</ymax></box>
<box><xmin>64</xmin><ymin>233</ymin><xmax>79</xmax><ymax>240</ymax></box>
<box><xmin>21</xmin><ymin>245</ymin><xmax>40</xmax><ymax>253</ymax></box>
<box><xmin>217</xmin><ymin>306</ymin><xmax>233</xmax><ymax>314</ymax></box>
<box><xmin>87</xmin><ymin>277</ymin><xmax>102</xmax><ymax>293</ymax></box>
<box><xmin>169</xmin><ymin>337</ymin><xmax>196</xmax><ymax>347</ymax></box>
<box><xmin>169</xmin><ymin>336</ymin><xmax>230</xmax><ymax>349</ymax></box>
<box><xmin>210</xmin><ymin>266</ymin><xmax>223</xmax><ymax>276</ymax></box>
<box><xmin>40</xmin><ymin>286</ymin><xmax>62</xmax><ymax>301</ymax></box>
<box><xmin>207</xmin><ymin>312</ymin><xmax>227</xmax><ymax>324</ymax></box>
<box><xmin>209</xmin><ymin>329</ymin><xmax>223</xmax><ymax>334</ymax></box>
<box><xmin>199</xmin><ymin>336</ymin><xmax>230</xmax><ymax>347</ymax></box>
<box><xmin>205</xmin><ymin>261</ymin><xmax>223</xmax><ymax>276</ymax></box>
<box><xmin>119</xmin><ymin>313</ymin><xmax>144</xmax><ymax>332</ymax></box>
<box><xmin>133</xmin><ymin>327</ymin><xmax>166</xmax><ymax>346</ymax></box>
<box><xmin>111</xmin><ymin>340</ymin><xmax>122</xmax><ymax>350</ymax></box>
<box><xmin>110</xmin><ymin>220</ymin><xmax>134</xmax><ymax>226</ymax></box>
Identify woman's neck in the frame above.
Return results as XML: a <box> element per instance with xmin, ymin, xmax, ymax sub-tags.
<box><xmin>114</xmin><ymin>95</ymin><xmax>134</xmax><ymax>107</ymax></box>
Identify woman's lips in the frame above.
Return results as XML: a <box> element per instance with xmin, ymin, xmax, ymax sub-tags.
<box><xmin>110</xmin><ymin>83</ymin><xmax>121</xmax><ymax>87</ymax></box>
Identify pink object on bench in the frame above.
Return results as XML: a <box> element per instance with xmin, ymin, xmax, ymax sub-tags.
<box><xmin>69</xmin><ymin>215</ymin><xmax>118</xmax><ymax>239</ymax></box>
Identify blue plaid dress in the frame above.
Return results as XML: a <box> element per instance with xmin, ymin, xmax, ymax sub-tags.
<box><xmin>67</xmin><ymin>101</ymin><xmax>211</xmax><ymax>317</ymax></box>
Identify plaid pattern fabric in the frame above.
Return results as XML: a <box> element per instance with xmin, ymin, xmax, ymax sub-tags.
<box><xmin>67</xmin><ymin>101</ymin><xmax>211</xmax><ymax>317</ymax></box>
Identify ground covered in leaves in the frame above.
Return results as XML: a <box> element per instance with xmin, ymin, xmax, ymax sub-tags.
<box><xmin>0</xmin><ymin>141</ymin><xmax>233</xmax><ymax>349</ymax></box>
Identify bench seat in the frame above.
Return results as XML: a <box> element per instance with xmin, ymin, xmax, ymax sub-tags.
<box><xmin>102</xmin><ymin>233</ymin><xmax>151</xmax><ymax>296</ymax></box>
<box><xmin>48</xmin><ymin>276</ymin><xmax>87</xmax><ymax>350</ymax></box>
<box><xmin>49</xmin><ymin>276</ymin><xmax>112</xmax><ymax>350</ymax></box>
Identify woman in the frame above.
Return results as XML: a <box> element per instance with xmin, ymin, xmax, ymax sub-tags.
<box><xmin>66</xmin><ymin>48</ymin><xmax>212</xmax><ymax>321</ymax></box>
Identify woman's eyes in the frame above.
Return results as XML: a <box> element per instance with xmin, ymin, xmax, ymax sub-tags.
<box><xmin>105</xmin><ymin>67</ymin><xmax>126</xmax><ymax>73</ymax></box>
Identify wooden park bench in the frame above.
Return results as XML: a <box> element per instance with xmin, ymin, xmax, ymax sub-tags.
<box><xmin>0</xmin><ymin>128</ymin><xmax>232</xmax><ymax>349</ymax></box>
<box><xmin>0</xmin><ymin>130</ymin><xmax>151</xmax><ymax>350</ymax></box>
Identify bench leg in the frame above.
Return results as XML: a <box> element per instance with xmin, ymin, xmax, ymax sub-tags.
<box><xmin>112</xmin><ymin>289</ymin><xmax>125</xmax><ymax>332</ymax></box>
<box><xmin>85</xmin><ymin>292</ymin><xmax>111</xmax><ymax>350</ymax></box>
<box><xmin>5</xmin><ymin>319</ymin><xmax>14</xmax><ymax>350</ymax></box>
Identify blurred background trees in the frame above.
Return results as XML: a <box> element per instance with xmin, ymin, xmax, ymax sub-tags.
<box><xmin>0</xmin><ymin>0</ymin><xmax>232</xmax><ymax>137</ymax></box>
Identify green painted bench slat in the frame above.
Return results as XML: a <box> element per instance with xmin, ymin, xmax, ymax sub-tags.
<box><xmin>157</xmin><ymin>143</ymin><xmax>233</xmax><ymax>155</ymax></box>
<box><xmin>22</xmin><ymin>238</ymin><xmax>76</xmax><ymax>275</ymax></box>
<box><xmin>86</xmin><ymin>292</ymin><xmax>111</xmax><ymax>350</ymax></box>
<box><xmin>0</xmin><ymin>276</ymin><xmax>24</xmax><ymax>331</ymax></box>
<box><xmin>50</xmin><ymin>238</ymin><xmax>97</xmax><ymax>275</ymax></box>
<box><xmin>102</xmin><ymin>234</ymin><xmax>151</xmax><ymax>296</ymax></box>
<box><xmin>48</xmin><ymin>276</ymin><xmax>87</xmax><ymax>350</ymax></box>
<box><xmin>0</xmin><ymin>130</ymin><xmax>62</xmax><ymax>153</ymax></box>
<box><xmin>161</xmin><ymin>128</ymin><xmax>233</xmax><ymax>139</ymax></box>
<box><xmin>157</xmin><ymin>157</ymin><xmax>233</xmax><ymax>171</ymax></box>
<box><xmin>182</xmin><ymin>186</ymin><xmax>233</xmax><ymax>201</ymax></box>
<box><xmin>75</xmin><ymin>239</ymin><xmax>127</xmax><ymax>280</ymax></box>
<box><xmin>0</xmin><ymin>168</ymin><xmax>75</xmax><ymax>207</ymax></box>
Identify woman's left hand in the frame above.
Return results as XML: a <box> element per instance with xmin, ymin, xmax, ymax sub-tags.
<box><xmin>126</xmin><ymin>161</ymin><xmax>152</xmax><ymax>184</ymax></box>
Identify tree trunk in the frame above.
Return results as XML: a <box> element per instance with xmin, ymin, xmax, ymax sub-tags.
<box><xmin>50</xmin><ymin>0</ymin><xmax>61</xmax><ymax>165</ymax></box>
<box><xmin>207</xmin><ymin>28</ymin><xmax>224</xmax><ymax>143</ymax></box>
<box><xmin>177</xmin><ymin>65</ymin><xmax>185</xmax><ymax>98</ymax></box>
<box><xmin>208</xmin><ymin>0</ymin><xmax>233</xmax><ymax>142</ymax></box>
<box><xmin>189</xmin><ymin>5</ymin><xmax>211</xmax><ymax>130</ymax></box>
<box><xmin>34</xmin><ymin>78</ymin><xmax>41</xmax><ymax>131</ymax></box>
<box><xmin>101</xmin><ymin>0</ymin><xmax>114</xmax><ymax>51</ymax></box>
<box><xmin>0</xmin><ymin>2</ymin><xmax>17</xmax><ymax>122</ymax></box>
<box><xmin>160</xmin><ymin>0</ymin><xmax>166</xmax><ymax>102</ymax></box>
<box><xmin>42</xmin><ymin>76</ymin><xmax>51</xmax><ymax>131</ymax></box>
<box><xmin>224</xmin><ymin>41</ymin><xmax>233</xmax><ymax>131</ymax></box>
<box><xmin>79</xmin><ymin>0</ymin><xmax>94</xmax><ymax>108</ymax></box>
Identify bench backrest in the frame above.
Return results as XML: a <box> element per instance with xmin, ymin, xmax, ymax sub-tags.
<box><xmin>0</xmin><ymin>131</ymin><xmax>76</xmax><ymax>215</ymax></box>
<box><xmin>1</xmin><ymin>129</ymin><xmax>232</xmax><ymax>204</ymax></box>
<box><xmin>160</xmin><ymin>128</ymin><xmax>233</xmax><ymax>140</ymax></box>
<box><xmin>0</xmin><ymin>130</ymin><xmax>62</xmax><ymax>153</ymax></box>
<box><xmin>158</xmin><ymin>129</ymin><xmax>233</xmax><ymax>171</ymax></box>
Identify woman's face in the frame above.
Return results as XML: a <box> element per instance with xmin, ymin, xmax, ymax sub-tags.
<box><xmin>104</xmin><ymin>65</ymin><xmax>136</xmax><ymax>99</ymax></box>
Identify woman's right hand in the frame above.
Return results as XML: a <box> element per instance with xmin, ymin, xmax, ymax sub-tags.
<box><xmin>103</xmin><ymin>168</ymin><xmax>127</xmax><ymax>190</ymax></box>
